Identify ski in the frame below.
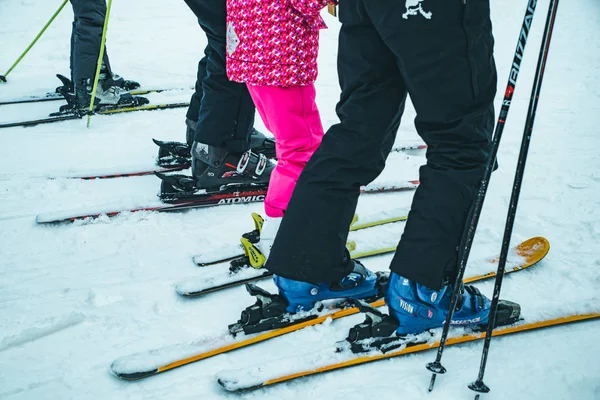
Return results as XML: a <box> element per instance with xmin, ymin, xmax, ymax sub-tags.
<box><xmin>178</xmin><ymin>213</ymin><xmax>409</xmax><ymax>297</ymax></box>
<box><xmin>48</xmin><ymin>164</ymin><xmax>190</xmax><ymax>180</ymax></box>
<box><xmin>155</xmin><ymin>140</ymin><xmax>428</xmax><ymax>169</ymax></box>
<box><xmin>31</xmin><ymin>143</ymin><xmax>423</xmax><ymax>181</ymax></box>
<box><xmin>0</xmin><ymin>87</ymin><xmax>191</xmax><ymax>106</ymax></box>
<box><xmin>179</xmin><ymin>243</ymin><xmax>397</xmax><ymax>297</ymax></box>
<box><xmin>217</xmin><ymin>312</ymin><xmax>600</xmax><ymax>392</ymax></box>
<box><xmin>35</xmin><ymin>180</ymin><xmax>419</xmax><ymax>224</ymax></box>
<box><xmin>191</xmin><ymin>209</ymin><xmax>410</xmax><ymax>267</ymax></box>
<box><xmin>177</xmin><ymin>243</ymin><xmax>399</xmax><ymax>298</ymax></box>
<box><xmin>110</xmin><ymin>237</ymin><xmax>549</xmax><ymax>380</ymax></box>
<box><xmin>0</xmin><ymin>102</ymin><xmax>190</xmax><ymax>129</ymax></box>
<box><xmin>35</xmin><ymin>187</ymin><xmax>268</xmax><ymax>224</ymax></box>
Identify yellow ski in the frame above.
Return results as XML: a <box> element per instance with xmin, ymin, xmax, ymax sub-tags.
<box><xmin>113</xmin><ymin>237</ymin><xmax>549</xmax><ymax>380</ymax></box>
<box><xmin>217</xmin><ymin>313</ymin><xmax>600</xmax><ymax>391</ymax></box>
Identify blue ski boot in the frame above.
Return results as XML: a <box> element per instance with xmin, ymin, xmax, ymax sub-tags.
<box><xmin>274</xmin><ymin>260</ymin><xmax>380</xmax><ymax>313</ymax></box>
<box><xmin>385</xmin><ymin>273</ymin><xmax>492</xmax><ymax>335</ymax></box>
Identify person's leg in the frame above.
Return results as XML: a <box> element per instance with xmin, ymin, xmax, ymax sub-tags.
<box><xmin>246</xmin><ymin>84</ymin><xmax>324</xmax><ymax>264</ymax></box>
<box><xmin>183</xmin><ymin>0</ymin><xmax>209</xmax><ymax>140</ymax></box>
<box><xmin>188</xmin><ymin>0</ymin><xmax>255</xmax><ymax>153</ymax></box>
<box><xmin>364</xmin><ymin>0</ymin><xmax>502</xmax><ymax>334</ymax></box>
<box><xmin>248</xmin><ymin>84</ymin><xmax>324</xmax><ymax>218</ymax></box>
<box><xmin>186</xmin><ymin>53</ymin><xmax>208</xmax><ymax>127</ymax></box>
<box><xmin>366</xmin><ymin>0</ymin><xmax>497</xmax><ymax>291</ymax></box>
<box><xmin>69</xmin><ymin>0</ymin><xmax>106</xmax><ymax>84</ymax></box>
<box><xmin>266</xmin><ymin>0</ymin><xmax>408</xmax><ymax>285</ymax></box>
<box><xmin>69</xmin><ymin>17</ymin><xmax>76</xmax><ymax>83</ymax></box>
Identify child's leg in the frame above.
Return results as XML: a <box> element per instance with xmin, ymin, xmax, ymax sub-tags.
<box><xmin>247</xmin><ymin>84</ymin><xmax>324</xmax><ymax>218</ymax></box>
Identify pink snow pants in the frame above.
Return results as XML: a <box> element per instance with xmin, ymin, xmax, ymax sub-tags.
<box><xmin>247</xmin><ymin>84</ymin><xmax>324</xmax><ymax>218</ymax></box>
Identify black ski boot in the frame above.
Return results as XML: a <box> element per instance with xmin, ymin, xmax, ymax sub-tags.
<box><xmin>158</xmin><ymin>142</ymin><xmax>274</xmax><ymax>201</ymax></box>
<box><xmin>108</xmin><ymin>73</ymin><xmax>140</xmax><ymax>91</ymax></box>
<box><xmin>63</xmin><ymin>78</ymin><xmax>148</xmax><ymax>113</ymax></box>
<box><xmin>99</xmin><ymin>61</ymin><xmax>140</xmax><ymax>91</ymax></box>
<box><xmin>55</xmin><ymin>69</ymin><xmax>140</xmax><ymax>97</ymax></box>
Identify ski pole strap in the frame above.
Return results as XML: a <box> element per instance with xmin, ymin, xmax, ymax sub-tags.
<box><xmin>1</xmin><ymin>0</ymin><xmax>69</xmax><ymax>83</ymax></box>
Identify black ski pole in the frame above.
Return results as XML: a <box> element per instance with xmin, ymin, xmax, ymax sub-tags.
<box><xmin>425</xmin><ymin>0</ymin><xmax>539</xmax><ymax>391</ymax></box>
<box><xmin>469</xmin><ymin>1</ymin><xmax>560</xmax><ymax>398</ymax></box>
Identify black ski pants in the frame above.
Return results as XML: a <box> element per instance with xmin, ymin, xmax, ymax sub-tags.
<box><xmin>184</xmin><ymin>0</ymin><xmax>256</xmax><ymax>153</ymax></box>
<box><xmin>70</xmin><ymin>0</ymin><xmax>111</xmax><ymax>85</ymax></box>
<box><xmin>266</xmin><ymin>0</ymin><xmax>497</xmax><ymax>290</ymax></box>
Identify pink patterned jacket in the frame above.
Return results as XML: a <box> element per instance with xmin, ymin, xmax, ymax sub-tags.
<box><xmin>226</xmin><ymin>0</ymin><xmax>329</xmax><ymax>87</ymax></box>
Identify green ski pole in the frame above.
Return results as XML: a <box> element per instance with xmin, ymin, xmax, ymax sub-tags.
<box><xmin>87</xmin><ymin>0</ymin><xmax>113</xmax><ymax>127</ymax></box>
<box><xmin>0</xmin><ymin>0</ymin><xmax>69</xmax><ymax>83</ymax></box>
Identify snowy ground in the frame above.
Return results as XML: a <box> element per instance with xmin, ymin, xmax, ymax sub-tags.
<box><xmin>1</xmin><ymin>0</ymin><xmax>599</xmax><ymax>399</ymax></box>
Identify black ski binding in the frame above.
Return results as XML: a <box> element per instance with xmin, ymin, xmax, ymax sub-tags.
<box><xmin>473</xmin><ymin>299</ymin><xmax>522</xmax><ymax>331</ymax></box>
<box><xmin>342</xmin><ymin>300</ymin><xmax>403</xmax><ymax>353</ymax></box>
<box><xmin>156</xmin><ymin>171</ymin><xmax>268</xmax><ymax>202</ymax></box>
<box><xmin>153</xmin><ymin>139</ymin><xmax>191</xmax><ymax>167</ymax></box>
<box><xmin>55</xmin><ymin>74</ymin><xmax>74</xmax><ymax>94</ymax></box>
<box><xmin>228</xmin><ymin>284</ymin><xmax>318</xmax><ymax>336</ymax></box>
<box><xmin>155</xmin><ymin>172</ymin><xmax>199</xmax><ymax>202</ymax></box>
<box><xmin>229</xmin><ymin>256</ymin><xmax>251</xmax><ymax>274</ymax></box>
<box><xmin>51</xmin><ymin>86</ymin><xmax>96</xmax><ymax>116</ymax></box>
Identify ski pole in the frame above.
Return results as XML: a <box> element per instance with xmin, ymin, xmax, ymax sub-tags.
<box><xmin>425</xmin><ymin>0</ymin><xmax>539</xmax><ymax>391</ymax></box>
<box><xmin>0</xmin><ymin>0</ymin><xmax>69</xmax><ymax>83</ymax></box>
<box><xmin>469</xmin><ymin>1</ymin><xmax>560</xmax><ymax>398</ymax></box>
<box><xmin>87</xmin><ymin>0</ymin><xmax>113</xmax><ymax>127</ymax></box>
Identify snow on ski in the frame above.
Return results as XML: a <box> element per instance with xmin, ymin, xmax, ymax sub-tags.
<box><xmin>35</xmin><ymin>180</ymin><xmax>420</xmax><ymax>224</ymax></box>
<box><xmin>110</xmin><ymin>237</ymin><xmax>549</xmax><ymax>380</ymax></box>
<box><xmin>216</xmin><ymin>312</ymin><xmax>600</xmax><ymax>392</ymax></box>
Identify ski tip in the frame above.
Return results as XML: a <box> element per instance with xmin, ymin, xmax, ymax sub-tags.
<box><xmin>110</xmin><ymin>365</ymin><xmax>159</xmax><ymax>381</ymax></box>
<box><xmin>191</xmin><ymin>255</ymin><xmax>204</xmax><ymax>266</ymax></box>
<box><xmin>35</xmin><ymin>214</ymin><xmax>54</xmax><ymax>224</ymax></box>
<box><xmin>217</xmin><ymin>376</ymin><xmax>263</xmax><ymax>392</ymax></box>
<box><xmin>515</xmin><ymin>236</ymin><xmax>550</xmax><ymax>266</ymax></box>
<box><xmin>174</xmin><ymin>282</ymin><xmax>200</xmax><ymax>297</ymax></box>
